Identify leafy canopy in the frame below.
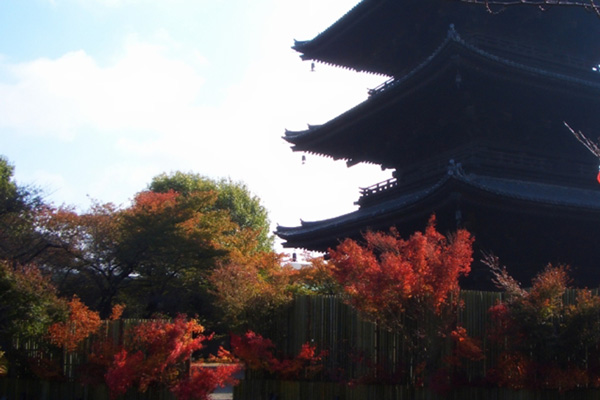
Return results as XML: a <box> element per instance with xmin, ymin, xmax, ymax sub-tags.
<box><xmin>149</xmin><ymin>171</ymin><xmax>273</xmax><ymax>252</ymax></box>
<box><xmin>329</xmin><ymin>215</ymin><xmax>474</xmax><ymax>330</ymax></box>
<box><xmin>0</xmin><ymin>156</ymin><xmax>49</xmax><ymax>265</ymax></box>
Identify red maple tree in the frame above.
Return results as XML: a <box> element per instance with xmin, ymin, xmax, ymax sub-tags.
<box><xmin>102</xmin><ymin>315</ymin><xmax>240</xmax><ymax>399</ymax></box>
<box><xmin>231</xmin><ymin>330</ymin><xmax>326</xmax><ymax>380</ymax></box>
<box><xmin>328</xmin><ymin>215</ymin><xmax>474</xmax><ymax>330</ymax></box>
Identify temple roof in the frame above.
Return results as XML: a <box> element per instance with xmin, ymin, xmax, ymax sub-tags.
<box><xmin>276</xmin><ymin>167</ymin><xmax>600</xmax><ymax>250</ymax></box>
<box><xmin>294</xmin><ymin>0</ymin><xmax>600</xmax><ymax>77</ymax></box>
<box><xmin>285</xmin><ymin>28</ymin><xmax>600</xmax><ymax>170</ymax></box>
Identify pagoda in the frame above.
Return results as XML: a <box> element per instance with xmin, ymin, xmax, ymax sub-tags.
<box><xmin>276</xmin><ymin>0</ymin><xmax>600</xmax><ymax>288</ymax></box>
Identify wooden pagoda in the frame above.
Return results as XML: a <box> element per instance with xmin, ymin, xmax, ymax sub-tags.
<box><xmin>276</xmin><ymin>0</ymin><xmax>600</xmax><ymax>288</ymax></box>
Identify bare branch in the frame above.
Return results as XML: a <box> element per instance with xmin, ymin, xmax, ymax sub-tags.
<box><xmin>459</xmin><ymin>0</ymin><xmax>600</xmax><ymax>16</ymax></box>
<box><xmin>481</xmin><ymin>252</ymin><xmax>525</xmax><ymax>296</ymax></box>
<box><xmin>564</xmin><ymin>121</ymin><xmax>600</xmax><ymax>158</ymax></box>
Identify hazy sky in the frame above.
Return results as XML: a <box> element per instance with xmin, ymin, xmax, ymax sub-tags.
<box><xmin>0</xmin><ymin>0</ymin><xmax>392</xmax><ymax>250</ymax></box>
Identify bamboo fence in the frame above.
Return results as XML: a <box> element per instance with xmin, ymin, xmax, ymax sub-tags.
<box><xmin>4</xmin><ymin>291</ymin><xmax>600</xmax><ymax>399</ymax></box>
<box><xmin>266</xmin><ymin>291</ymin><xmax>505</xmax><ymax>383</ymax></box>
<box><xmin>13</xmin><ymin>319</ymin><xmax>154</xmax><ymax>380</ymax></box>
<box><xmin>237</xmin><ymin>290</ymin><xmax>600</xmax><ymax>400</ymax></box>
<box><xmin>0</xmin><ymin>378</ymin><xmax>175</xmax><ymax>400</ymax></box>
<box><xmin>234</xmin><ymin>380</ymin><xmax>600</xmax><ymax>400</ymax></box>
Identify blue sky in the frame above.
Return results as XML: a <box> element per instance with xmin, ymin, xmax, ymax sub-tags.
<box><xmin>0</xmin><ymin>0</ymin><xmax>391</xmax><ymax>250</ymax></box>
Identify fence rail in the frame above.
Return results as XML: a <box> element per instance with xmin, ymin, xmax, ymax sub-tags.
<box><xmin>0</xmin><ymin>378</ymin><xmax>175</xmax><ymax>400</ymax></box>
<box><xmin>238</xmin><ymin>291</ymin><xmax>600</xmax><ymax>399</ymax></box>
<box><xmin>235</xmin><ymin>380</ymin><xmax>600</xmax><ymax>400</ymax></box>
<box><xmin>268</xmin><ymin>292</ymin><xmax>506</xmax><ymax>383</ymax></box>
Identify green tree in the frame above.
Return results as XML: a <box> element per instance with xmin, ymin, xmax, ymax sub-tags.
<box><xmin>0</xmin><ymin>157</ymin><xmax>18</xmax><ymax>214</ymax></box>
<box><xmin>0</xmin><ymin>156</ymin><xmax>51</xmax><ymax>265</ymax></box>
<box><xmin>0</xmin><ymin>261</ymin><xmax>67</xmax><ymax>377</ymax></box>
<box><xmin>43</xmin><ymin>189</ymin><xmax>238</xmax><ymax>318</ymax></box>
<box><xmin>117</xmin><ymin>189</ymin><xmax>234</xmax><ymax>317</ymax></box>
<box><xmin>149</xmin><ymin>172</ymin><xmax>273</xmax><ymax>252</ymax></box>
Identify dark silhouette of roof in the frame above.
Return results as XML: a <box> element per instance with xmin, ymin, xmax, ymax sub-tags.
<box><xmin>277</xmin><ymin>163</ymin><xmax>600</xmax><ymax>249</ymax></box>
<box><xmin>293</xmin><ymin>0</ymin><xmax>600</xmax><ymax>77</ymax></box>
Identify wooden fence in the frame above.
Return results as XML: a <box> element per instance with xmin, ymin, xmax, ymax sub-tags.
<box><xmin>234</xmin><ymin>380</ymin><xmax>600</xmax><ymax>400</ymax></box>
<box><xmin>4</xmin><ymin>319</ymin><xmax>177</xmax><ymax>399</ymax></box>
<box><xmin>5</xmin><ymin>292</ymin><xmax>600</xmax><ymax>399</ymax></box>
<box><xmin>0</xmin><ymin>378</ymin><xmax>175</xmax><ymax>400</ymax></box>
<box><xmin>12</xmin><ymin>318</ymin><xmax>162</xmax><ymax>381</ymax></box>
<box><xmin>237</xmin><ymin>290</ymin><xmax>600</xmax><ymax>399</ymax></box>
<box><xmin>264</xmin><ymin>291</ymin><xmax>505</xmax><ymax>383</ymax></box>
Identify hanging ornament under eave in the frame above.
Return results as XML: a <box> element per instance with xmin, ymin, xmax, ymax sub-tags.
<box><xmin>597</xmin><ymin>166</ymin><xmax>600</xmax><ymax>184</ymax></box>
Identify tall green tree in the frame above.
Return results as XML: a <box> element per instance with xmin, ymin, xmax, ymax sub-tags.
<box><xmin>0</xmin><ymin>156</ymin><xmax>50</xmax><ymax>265</ymax></box>
<box><xmin>41</xmin><ymin>170</ymin><xmax>274</xmax><ymax>319</ymax></box>
<box><xmin>117</xmin><ymin>189</ymin><xmax>234</xmax><ymax>317</ymax></box>
<box><xmin>43</xmin><ymin>189</ymin><xmax>237</xmax><ymax>318</ymax></box>
<box><xmin>149</xmin><ymin>172</ymin><xmax>273</xmax><ymax>253</ymax></box>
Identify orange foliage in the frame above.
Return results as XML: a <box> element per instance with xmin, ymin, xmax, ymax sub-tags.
<box><xmin>109</xmin><ymin>304</ymin><xmax>125</xmax><ymax>320</ymax></box>
<box><xmin>487</xmin><ymin>263</ymin><xmax>600</xmax><ymax>390</ymax></box>
<box><xmin>208</xmin><ymin>251</ymin><xmax>297</xmax><ymax>332</ymax></box>
<box><xmin>47</xmin><ymin>296</ymin><xmax>101</xmax><ymax>352</ymax></box>
<box><xmin>102</xmin><ymin>315</ymin><xmax>238</xmax><ymax>399</ymax></box>
<box><xmin>328</xmin><ymin>215</ymin><xmax>473</xmax><ymax>329</ymax></box>
<box><xmin>295</xmin><ymin>253</ymin><xmax>340</xmax><ymax>295</ymax></box>
<box><xmin>132</xmin><ymin>190</ymin><xmax>179</xmax><ymax>212</ymax></box>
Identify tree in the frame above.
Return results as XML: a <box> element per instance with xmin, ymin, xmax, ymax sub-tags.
<box><xmin>41</xmin><ymin>202</ymin><xmax>130</xmax><ymax>319</ymax></box>
<box><xmin>230</xmin><ymin>330</ymin><xmax>326</xmax><ymax>380</ymax></box>
<box><xmin>43</xmin><ymin>189</ymin><xmax>238</xmax><ymax>318</ymax></box>
<box><xmin>0</xmin><ymin>157</ymin><xmax>18</xmax><ymax>214</ymax></box>
<box><xmin>99</xmin><ymin>316</ymin><xmax>239</xmax><ymax>400</ymax></box>
<box><xmin>328</xmin><ymin>216</ymin><xmax>474</xmax><ymax>382</ymax></box>
<box><xmin>0</xmin><ymin>261</ymin><xmax>66</xmax><ymax>376</ymax></box>
<box><xmin>149</xmin><ymin>172</ymin><xmax>273</xmax><ymax>253</ymax></box>
<box><xmin>485</xmin><ymin>255</ymin><xmax>600</xmax><ymax>390</ymax></box>
<box><xmin>328</xmin><ymin>216</ymin><xmax>474</xmax><ymax>331</ymax></box>
<box><xmin>40</xmin><ymin>170</ymin><xmax>274</xmax><ymax>320</ymax></box>
<box><xmin>47</xmin><ymin>296</ymin><xmax>102</xmax><ymax>353</ymax></box>
<box><xmin>0</xmin><ymin>156</ymin><xmax>53</xmax><ymax>266</ymax></box>
<box><xmin>118</xmin><ymin>189</ymin><xmax>234</xmax><ymax>317</ymax></box>
<box><xmin>294</xmin><ymin>253</ymin><xmax>342</xmax><ymax>296</ymax></box>
<box><xmin>208</xmin><ymin>251</ymin><xmax>297</xmax><ymax>334</ymax></box>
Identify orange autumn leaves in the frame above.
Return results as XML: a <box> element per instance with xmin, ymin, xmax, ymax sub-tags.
<box><xmin>328</xmin><ymin>215</ymin><xmax>474</xmax><ymax>330</ymax></box>
<box><xmin>485</xmin><ymin>260</ymin><xmax>600</xmax><ymax>390</ymax></box>
<box><xmin>208</xmin><ymin>251</ymin><xmax>298</xmax><ymax>332</ymax></box>
<box><xmin>47</xmin><ymin>296</ymin><xmax>123</xmax><ymax>352</ymax></box>
<box><xmin>45</xmin><ymin>297</ymin><xmax>238</xmax><ymax>400</ymax></box>
<box><xmin>209</xmin><ymin>215</ymin><xmax>475</xmax><ymax>335</ymax></box>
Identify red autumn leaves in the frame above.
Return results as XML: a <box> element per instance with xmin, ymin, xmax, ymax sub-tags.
<box><xmin>329</xmin><ymin>215</ymin><xmax>474</xmax><ymax>330</ymax></box>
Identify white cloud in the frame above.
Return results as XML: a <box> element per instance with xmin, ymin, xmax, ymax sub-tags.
<box><xmin>1</xmin><ymin>1</ymin><xmax>394</xmax><ymax>252</ymax></box>
<box><xmin>0</xmin><ymin>34</ymin><xmax>204</xmax><ymax>140</ymax></box>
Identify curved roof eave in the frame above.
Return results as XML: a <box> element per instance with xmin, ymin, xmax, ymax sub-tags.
<box><xmin>276</xmin><ymin>170</ymin><xmax>600</xmax><ymax>240</ymax></box>
<box><xmin>292</xmin><ymin>0</ymin><xmax>382</xmax><ymax>55</ymax></box>
<box><xmin>283</xmin><ymin>26</ymin><xmax>600</xmax><ymax>153</ymax></box>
